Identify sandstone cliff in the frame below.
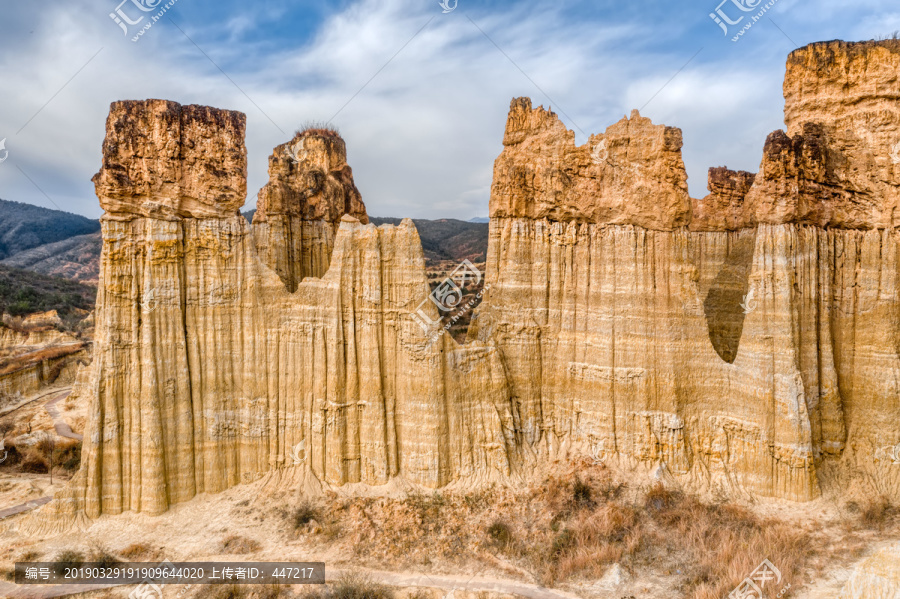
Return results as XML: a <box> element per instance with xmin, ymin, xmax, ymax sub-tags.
<box><xmin>476</xmin><ymin>39</ymin><xmax>900</xmax><ymax>502</ymax></box>
<box><xmin>51</xmin><ymin>100</ymin><xmax>511</xmax><ymax>518</ymax></box>
<box><xmin>36</xmin><ymin>39</ymin><xmax>900</xmax><ymax>523</ymax></box>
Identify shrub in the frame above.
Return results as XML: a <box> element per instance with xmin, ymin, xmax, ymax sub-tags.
<box><xmin>293</xmin><ymin>501</ymin><xmax>320</xmax><ymax>529</ymax></box>
<box><xmin>56</xmin><ymin>441</ymin><xmax>82</xmax><ymax>471</ymax></box>
<box><xmin>20</xmin><ymin>449</ymin><xmax>48</xmax><ymax>473</ymax></box>
<box><xmin>195</xmin><ymin>584</ymin><xmax>248</xmax><ymax>599</ymax></box>
<box><xmin>572</xmin><ymin>477</ymin><xmax>593</xmax><ymax>507</ymax></box>
<box><xmin>644</xmin><ymin>483</ymin><xmax>681</xmax><ymax>512</ymax></box>
<box><xmin>119</xmin><ymin>543</ymin><xmax>153</xmax><ymax>560</ymax></box>
<box><xmin>860</xmin><ymin>498</ymin><xmax>898</xmax><ymax>530</ymax></box>
<box><xmin>1</xmin><ymin>439</ymin><xmax>21</xmax><ymax>466</ymax></box>
<box><xmin>52</xmin><ymin>550</ymin><xmax>84</xmax><ymax>575</ymax></box>
<box><xmin>256</xmin><ymin>584</ymin><xmax>289</xmax><ymax>599</ymax></box>
<box><xmin>221</xmin><ymin>535</ymin><xmax>261</xmax><ymax>555</ymax></box>
<box><xmin>550</xmin><ymin>528</ymin><xmax>575</xmax><ymax>559</ymax></box>
<box><xmin>17</xmin><ymin>550</ymin><xmax>42</xmax><ymax>562</ymax></box>
<box><xmin>486</xmin><ymin>521</ymin><xmax>512</xmax><ymax>547</ymax></box>
<box><xmin>89</xmin><ymin>547</ymin><xmax>119</xmax><ymax>569</ymax></box>
<box><xmin>307</xmin><ymin>573</ymin><xmax>393</xmax><ymax>599</ymax></box>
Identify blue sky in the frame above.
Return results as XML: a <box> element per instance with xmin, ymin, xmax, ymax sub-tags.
<box><xmin>1</xmin><ymin>0</ymin><xmax>899</xmax><ymax>220</ymax></box>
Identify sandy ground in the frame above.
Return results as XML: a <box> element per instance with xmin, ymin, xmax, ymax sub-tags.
<box><xmin>0</xmin><ymin>386</ymin><xmax>898</xmax><ymax>598</ymax></box>
<box><xmin>0</xmin><ymin>466</ymin><xmax>896</xmax><ymax>599</ymax></box>
<box><xmin>0</xmin><ymin>475</ymin><xmax>68</xmax><ymax>512</ymax></box>
<box><xmin>0</xmin><ymin>469</ymin><xmax>680</xmax><ymax>599</ymax></box>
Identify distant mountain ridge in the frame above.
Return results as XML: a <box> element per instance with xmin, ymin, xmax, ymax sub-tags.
<box><xmin>0</xmin><ymin>262</ymin><xmax>96</xmax><ymax>326</ymax></box>
<box><xmin>368</xmin><ymin>217</ymin><xmax>488</xmax><ymax>264</ymax></box>
<box><xmin>2</xmin><ymin>232</ymin><xmax>102</xmax><ymax>284</ymax></box>
<box><xmin>0</xmin><ymin>201</ymin><xmax>488</xmax><ymax>283</ymax></box>
<box><xmin>245</xmin><ymin>210</ymin><xmax>487</xmax><ymax>265</ymax></box>
<box><xmin>0</xmin><ymin>199</ymin><xmax>100</xmax><ymax>260</ymax></box>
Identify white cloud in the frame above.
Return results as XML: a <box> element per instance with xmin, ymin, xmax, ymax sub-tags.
<box><xmin>1</xmin><ymin>0</ymin><xmax>899</xmax><ymax>220</ymax></box>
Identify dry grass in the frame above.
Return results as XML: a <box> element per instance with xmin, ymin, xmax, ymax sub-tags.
<box><xmin>292</xmin><ymin>501</ymin><xmax>321</xmax><ymax>530</ymax></box>
<box><xmin>194</xmin><ymin>584</ymin><xmax>250</xmax><ymax>599</ymax></box>
<box><xmin>19</xmin><ymin>448</ymin><xmax>48</xmax><ymax>473</ymax></box>
<box><xmin>0</xmin><ymin>438</ymin><xmax>22</xmax><ymax>467</ymax></box>
<box><xmin>0</xmin><ymin>435</ymin><xmax>79</xmax><ymax>473</ymax></box>
<box><xmin>51</xmin><ymin>550</ymin><xmax>84</xmax><ymax>575</ymax></box>
<box><xmin>17</xmin><ymin>549</ymin><xmax>43</xmax><ymax>562</ymax></box>
<box><xmin>305</xmin><ymin>572</ymin><xmax>393</xmax><ymax>599</ymax></box>
<box><xmin>278</xmin><ymin>462</ymin><xmax>894</xmax><ymax>598</ymax></box>
<box><xmin>486</xmin><ymin>521</ymin><xmax>513</xmax><ymax>549</ymax></box>
<box><xmin>88</xmin><ymin>544</ymin><xmax>120</xmax><ymax>568</ymax></box>
<box><xmin>858</xmin><ymin>497</ymin><xmax>900</xmax><ymax>530</ymax></box>
<box><xmin>193</xmin><ymin>583</ymin><xmax>288</xmax><ymax>599</ymax></box>
<box><xmin>56</xmin><ymin>439</ymin><xmax>82</xmax><ymax>470</ymax></box>
<box><xmin>119</xmin><ymin>543</ymin><xmax>154</xmax><ymax>560</ymax></box>
<box><xmin>295</xmin><ymin>121</ymin><xmax>341</xmax><ymax>140</ymax></box>
<box><xmin>221</xmin><ymin>535</ymin><xmax>262</xmax><ymax>555</ymax></box>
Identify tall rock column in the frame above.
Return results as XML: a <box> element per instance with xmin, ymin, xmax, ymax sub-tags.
<box><xmin>41</xmin><ymin>101</ymin><xmax>514</xmax><ymax>524</ymax></box>
<box><xmin>252</xmin><ymin>131</ymin><xmax>368</xmax><ymax>291</ymax></box>
<box><xmin>79</xmin><ymin>100</ymin><xmax>249</xmax><ymax>516</ymax></box>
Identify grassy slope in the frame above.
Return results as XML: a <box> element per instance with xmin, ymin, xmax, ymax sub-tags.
<box><xmin>0</xmin><ymin>263</ymin><xmax>96</xmax><ymax>325</ymax></box>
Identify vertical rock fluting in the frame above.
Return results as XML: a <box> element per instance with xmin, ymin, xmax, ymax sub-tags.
<box><xmin>478</xmin><ymin>99</ymin><xmax>820</xmax><ymax>500</ymax></box>
<box><xmin>53</xmin><ymin>100</ymin><xmax>513</xmax><ymax>520</ymax></box>
<box><xmin>777</xmin><ymin>40</ymin><xmax>900</xmax><ymax>499</ymax></box>
<box><xmin>251</xmin><ymin>131</ymin><xmax>368</xmax><ymax>291</ymax></box>
<box><xmin>476</xmin><ymin>39</ymin><xmax>900</xmax><ymax>501</ymax></box>
<box><xmin>39</xmin><ymin>39</ymin><xmax>900</xmax><ymax>523</ymax></box>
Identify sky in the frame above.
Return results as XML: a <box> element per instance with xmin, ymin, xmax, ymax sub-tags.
<box><xmin>0</xmin><ymin>0</ymin><xmax>898</xmax><ymax>221</ymax></box>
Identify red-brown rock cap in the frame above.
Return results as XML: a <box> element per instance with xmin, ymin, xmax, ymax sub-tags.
<box><xmin>254</xmin><ymin>129</ymin><xmax>368</xmax><ymax>225</ymax></box>
<box><xmin>93</xmin><ymin>99</ymin><xmax>247</xmax><ymax>219</ymax></box>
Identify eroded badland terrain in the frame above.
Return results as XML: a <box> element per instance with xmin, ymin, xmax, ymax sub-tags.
<box><xmin>2</xmin><ymin>39</ymin><xmax>900</xmax><ymax>599</ymax></box>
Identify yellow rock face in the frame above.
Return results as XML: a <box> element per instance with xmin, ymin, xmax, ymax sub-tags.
<box><xmin>48</xmin><ymin>39</ymin><xmax>900</xmax><ymax>521</ymax></box>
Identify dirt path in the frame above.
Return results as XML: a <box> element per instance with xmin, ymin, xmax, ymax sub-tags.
<box><xmin>0</xmin><ymin>567</ymin><xmax>583</xmax><ymax>599</ymax></box>
<box><xmin>0</xmin><ymin>496</ymin><xmax>53</xmax><ymax>520</ymax></box>
<box><xmin>43</xmin><ymin>392</ymin><xmax>81</xmax><ymax>442</ymax></box>
<box><xmin>0</xmin><ymin>387</ymin><xmax>70</xmax><ymax>419</ymax></box>
<box><xmin>343</xmin><ymin>569</ymin><xmax>583</xmax><ymax>599</ymax></box>
<box><xmin>0</xmin><ymin>388</ymin><xmax>76</xmax><ymax>521</ymax></box>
